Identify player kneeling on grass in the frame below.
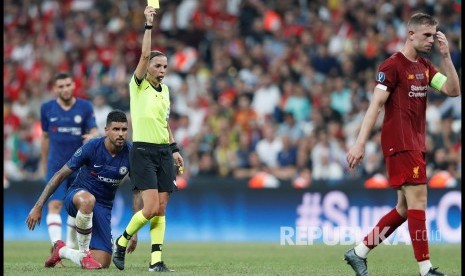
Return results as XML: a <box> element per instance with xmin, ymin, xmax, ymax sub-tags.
<box><xmin>26</xmin><ymin>110</ymin><xmax>138</xmax><ymax>269</ymax></box>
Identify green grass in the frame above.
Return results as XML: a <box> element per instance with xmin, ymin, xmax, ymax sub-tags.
<box><xmin>4</xmin><ymin>241</ymin><xmax>461</xmax><ymax>275</ymax></box>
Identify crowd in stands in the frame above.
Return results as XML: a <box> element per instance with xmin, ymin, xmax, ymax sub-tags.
<box><xmin>4</xmin><ymin>0</ymin><xmax>462</xmax><ymax>188</ymax></box>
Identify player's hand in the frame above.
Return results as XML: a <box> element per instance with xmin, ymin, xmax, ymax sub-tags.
<box><xmin>81</xmin><ymin>133</ymin><xmax>95</xmax><ymax>144</ymax></box>
<box><xmin>126</xmin><ymin>234</ymin><xmax>138</xmax><ymax>254</ymax></box>
<box><xmin>145</xmin><ymin>6</ymin><xmax>156</xmax><ymax>25</ymax></box>
<box><xmin>173</xmin><ymin>152</ymin><xmax>184</xmax><ymax>174</ymax></box>
<box><xmin>436</xmin><ymin>31</ymin><xmax>450</xmax><ymax>56</ymax></box>
<box><xmin>346</xmin><ymin>143</ymin><xmax>365</xmax><ymax>170</ymax></box>
<box><xmin>26</xmin><ymin>207</ymin><xmax>42</xmax><ymax>231</ymax></box>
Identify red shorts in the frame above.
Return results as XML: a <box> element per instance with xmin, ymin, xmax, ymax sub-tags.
<box><xmin>385</xmin><ymin>150</ymin><xmax>427</xmax><ymax>189</ymax></box>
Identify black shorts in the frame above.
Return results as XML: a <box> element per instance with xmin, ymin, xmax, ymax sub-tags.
<box><xmin>130</xmin><ymin>142</ymin><xmax>177</xmax><ymax>192</ymax></box>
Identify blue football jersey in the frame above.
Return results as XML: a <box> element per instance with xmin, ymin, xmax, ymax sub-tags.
<box><xmin>66</xmin><ymin>137</ymin><xmax>132</xmax><ymax>208</ymax></box>
<box><xmin>41</xmin><ymin>99</ymin><xmax>97</xmax><ymax>173</ymax></box>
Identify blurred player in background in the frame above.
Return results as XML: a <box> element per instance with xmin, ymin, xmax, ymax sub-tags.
<box><xmin>344</xmin><ymin>13</ymin><xmax>460</xmax><ymax>276</ymax></box>
<box><xmin>40</xmin><ymin>72</ymin><xmax>98</xmax><ymax>251</ymax></box>
<box><xmin>27</xmin><ymin>110</ymin><xmax>138</xmax><ymax>269</ymax></box>
<box><xmin>112</xmin><ymin>5</ymin><xmax>184</xmax><ymax>272</ymax></box>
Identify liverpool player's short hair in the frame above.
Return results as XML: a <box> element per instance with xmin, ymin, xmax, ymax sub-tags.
<box><xmin>408</xmin><ymin>13</ymin><xmax>438</xmax><ymax>28</ymax></box>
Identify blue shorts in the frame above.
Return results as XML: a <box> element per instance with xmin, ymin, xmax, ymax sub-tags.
<box><xmin>46</xmin><ymin>170</ymin><xmax>77</xmax><ymax>201</ymax></box>
<box><xmin>64</xmin><ymin>188</ymin><xmax>113</xmax><ymax>254</ymax></box>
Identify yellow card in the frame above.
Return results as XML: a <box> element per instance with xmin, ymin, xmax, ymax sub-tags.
<box><xmin>148</xmin><ymin>0</ymin><xmax>159</xmax><ymax>9</ymax></box>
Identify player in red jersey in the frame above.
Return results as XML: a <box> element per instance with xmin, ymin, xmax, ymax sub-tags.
<box><xmin>344</xmin><ymin>13</ymin><xmax>460</xmax><ymax>276</ymax></box>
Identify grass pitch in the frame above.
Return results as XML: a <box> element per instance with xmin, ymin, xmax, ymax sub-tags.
<box><xmin>4</xmin><ymin>241</ymin><xmax>461</xmax><ymax>275</ymax></box>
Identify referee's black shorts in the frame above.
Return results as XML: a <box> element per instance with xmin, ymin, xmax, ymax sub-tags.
<box><xmin>130</xmin><ymin>142</ymin><xmax>177</xmax><ymax>192</ymax></box>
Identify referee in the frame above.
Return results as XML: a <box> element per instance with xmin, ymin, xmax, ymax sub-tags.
<box><xmin>112</xmin><ymin>5</ymin><xmax>184</xmax><ymax>272</ymax></box>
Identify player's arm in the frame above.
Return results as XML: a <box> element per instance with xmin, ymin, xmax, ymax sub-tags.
<box><xmin>168</xmin><ymin>124</ymin><xmax>184</xmax><ymax>172</ymax></box>
<box><xmin>167</xmin><ymin>123</ymin><xmax>175</xmax><ymax>144</ymax></box>
<box><xmin>347</xmin><ymin>88</ymin><xmax>390</xmax><ymax>169</ymax></box>
<box><xmin>134</xmin><ymin>6</ymin><xmax>157</xmax><ymax>81</ymax></box>
<box><xmin>26</xmin><ymin>165</ymin><xmax>74</xmax><ymax>230</ymax></box>
<box><xmin>82</xmin><ymin>127</ymin><xmax>99</xmax><ymax>144</ymax></box>
<box><xmin>433</xmin><ymin>31</ymin><xmax>460</xmax><ymax>97</ymax></box>
<box><xmin>40</xmin><ymin>132</ymin><xmax>50</xmax><ymax>176</ymax></box>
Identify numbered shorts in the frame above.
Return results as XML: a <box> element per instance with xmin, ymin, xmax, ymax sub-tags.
<box><xmin>64</xmin><ymin>188</ymin><xmax>113</xmax><ymax>254</ymax></box>
<box><xmin>130</xmin><ymin>142</ymin><xmax>177</xmax><ymax>192</ymax></box>
<box><xmin>46</xmin><ymin>170</ymin><xmax>77</xmax><ymax>201</ymax></box>
<box><xmin>385</xmin><ymin>150</ymin><xmax>427</xmax><ymax>189</ymax></box>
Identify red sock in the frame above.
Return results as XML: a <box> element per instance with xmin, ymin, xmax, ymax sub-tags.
<box><xmin>363</xmin><ymin>208</ymin><xmax>406</xmax><ymax>249</ymax></box>
<box><xmin>407</xmin><ymin>209</ymin><xmax>430</xmax><ymax>261</ymax></box>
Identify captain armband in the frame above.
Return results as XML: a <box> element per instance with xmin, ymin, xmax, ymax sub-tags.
<box><xmin>430</xmin><ymin>72</ymin><xmax>447</xmax><ymax>91</ymax></box>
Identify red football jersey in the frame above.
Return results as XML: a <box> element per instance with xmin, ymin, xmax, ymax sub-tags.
<box><xmin>374</xmin><ymin>52</ymin><xmax>439</xmax><ymax>157</ymax></box>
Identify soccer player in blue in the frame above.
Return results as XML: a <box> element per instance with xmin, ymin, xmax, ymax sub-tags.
<box><xmin>40</xmin><ymin>72</ymin><xmax>98</xmax><ymax>251</ymax></box>
<box><xmin>27</xmin><ymin>110</ymin><xmax>137</xmax><ymax>269</ymax></box>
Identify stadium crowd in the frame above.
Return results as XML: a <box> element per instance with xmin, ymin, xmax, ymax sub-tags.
<box><xmin>4</xmin><ymin>0</ymin><xmax>462</xmax><ymax>188</ymax></box>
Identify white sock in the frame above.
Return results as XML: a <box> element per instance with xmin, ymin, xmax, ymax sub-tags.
<box><xmin>66</xmin><ymin>216</ymin><xmax>78</xmax><ymax>249</ymax></box>
<box><xmin>419</xmin><ymin>260</ymin><xmax>432</xmax><ymax>276</ymax></box>
<box><xmin>354</xmin><ymin>243</ymin><xmax>371</xmax><ymax>259</ymax></box>
<box><xmin>75</xmin><ymin>211</ymin><xmax>93</xmax><ymax>253</ymax></box>
<box><xmin>59</xmin><ymin>246</ymin><xmax>86</xmax><ymax>267</ymax></box>
<box><xmin>46</xmin><ymin>213</ymin><xmax>62</xmax><ymax>244</ymax></box>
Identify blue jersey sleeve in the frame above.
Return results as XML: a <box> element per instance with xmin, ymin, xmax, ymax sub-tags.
<box><xmin>84</xmin><ymin>101</ymin><xmax>97</xmax><ymax>131</ymax></box>
<box><xmin>66</xmin><ymin>140</ymin><xmax>95</xmax><ymax>171</ymax></box>
<box><xmin>40</xmin><ymin>102</ymin><xmax>49</xmax><ymax>132</ymax></box>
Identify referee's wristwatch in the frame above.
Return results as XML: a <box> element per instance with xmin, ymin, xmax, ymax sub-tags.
<box><xmin>144</xmin><ymin>23</ymin><xmax>153</xmax><ymax>30</ymax></box>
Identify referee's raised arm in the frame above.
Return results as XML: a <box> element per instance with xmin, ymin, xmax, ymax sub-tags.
<box><xmin>134</xmin><ymin>5</ymin><xmax>156</xmax><ymax>80</ymax></box>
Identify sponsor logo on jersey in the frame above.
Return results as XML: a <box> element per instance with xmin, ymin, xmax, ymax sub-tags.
<box><xmin>376</xmin><ymin>72</ymin><xmax>385</xmax><ymax>82</ymax></box>
<box><xmin>408</xmin><ymin>85</ymin><xmax>428</xmax><ymax>98</ymax></box>
<box><xmin>50</xmin><ymin>117</ymin><xmax>59</xmax><ymax>122</ymax></box>
<box><xmin>57</xmin><ymin>127</ymin><xmax>82</xmax><ymax>135</ymax></box>
<box><xmin>408</xmin><ymin>74</ymin><xmax>414</xmax><ymax>80</ymax></box>
<box><xmin>97</xmin><ymin>175</ymin><xmax>122</xmax><ymax>186</ymax></box>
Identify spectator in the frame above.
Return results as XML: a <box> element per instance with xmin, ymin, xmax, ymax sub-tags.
<box><xmin>2</xmin><ymin>0</ymin><xmax>461</xmax><ymax>186</ymax></box>
<box><xmin>275</xmin><ymin>135</ymin><xmax>298</xmax><ymax>180</ymax></box>
<box><xmin>92</xmin><ymin>94</ymin><xmax>113</xmax><ymax>136</ymax></box>
<box><xmin>255</xmin><ymin>123</ymin><xmax>282</xmax><ymax>168</ymax></box>
<box><xmin>312</xmin><ymin>148</ymin><xmax>344</xmax><ymax>184</ymax></box>
<box><xmin>251</xmin><ymin>73</ymin><xmax>281</xmax><ymax>124</ymax></box>
<box><xmin>283</xmin><ymin>83</ymin><xmax>311</xmax><ymax>122</ymax></box>
<box><xmin>277</xmin><ymin>112</ymin><xmax>305</xmax><ymax>145</ymax></box>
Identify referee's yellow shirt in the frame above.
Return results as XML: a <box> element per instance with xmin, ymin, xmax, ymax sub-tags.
<box><xmin>129</xmin><ymin>75</ymin><xmax>170</xmax><ymax>144</ymax></box>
